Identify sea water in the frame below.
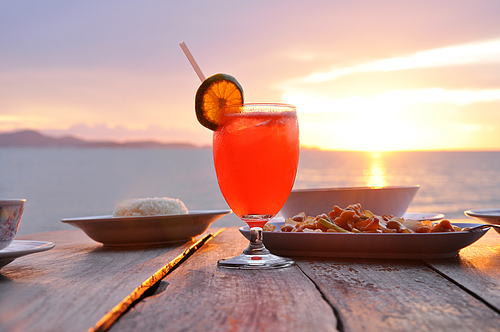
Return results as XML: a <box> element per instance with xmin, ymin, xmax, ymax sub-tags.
<box><xmin>1</xmin><ymin>148</ymin><xmax>499</xmax><ymax>235</ymax></box>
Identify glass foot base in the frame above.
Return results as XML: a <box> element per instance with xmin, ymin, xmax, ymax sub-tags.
<box><xmin>218</xmin><ymin>253</ymin><xmax>294</xmax><ymax>270</ymax></box>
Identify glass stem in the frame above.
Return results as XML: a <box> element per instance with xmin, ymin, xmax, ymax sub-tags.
<box><xmin>243</xmin><ymin>227</ymin><xmax>270</xmax><ymax>255</ymax></box>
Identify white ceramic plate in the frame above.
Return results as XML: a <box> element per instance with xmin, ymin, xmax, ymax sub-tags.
<box><xmin>403</xmin><ymin>212</ymin><xmax>445</xmax><ymax>221</ymax></box>
<box><xmin>61</xmin><ymin>210</ymin><xmax>231</xmax><ymax>246</ymax></box>
<box><xmin>464</xmin><ymin>209</ymin><xmax>500</xmax><ymax>223</ymax></box>
<box><xmin>464</xmin><ymin>209</ymin><xmax>500</xmax><ymax>234</ymax></box>
<box><xmin>239</xmin><ymin>222</ymin><xmax>487</xmax><ymax>259</ymax></box>
<box><xmin>0</xmin><ymin>240</ymin><xmax>55</xmax><ymax>269</ymax></box>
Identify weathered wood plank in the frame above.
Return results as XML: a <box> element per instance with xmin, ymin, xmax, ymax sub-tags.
<box><xmin>0</xmin><ymin>230</ymin><xmax>210</xmax><ymax>332</ymax></box>
<box><xmin>297</xmin><ymin>256</ymin><xmax>500</xmax><ymax>332</ymax></box>
<box><xmin>89</xmin><ymin>231</ymin><xmax>220</xmax><ymax>332</ymax></box>
<box><xmin>425</xmin><ymin>229</ymin><xmax>500</xmax><ymax>308</ymax></box>
<box><xmin>110</xmin><ymin>228</ymin><xmax>340</xmax><ymax>332</ymax></box>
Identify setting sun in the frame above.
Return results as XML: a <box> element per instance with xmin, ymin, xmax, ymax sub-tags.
<box><xmin>283</xmin><ymin>92</ymin><xmax>423</xmax><ymax>151</ymax></box>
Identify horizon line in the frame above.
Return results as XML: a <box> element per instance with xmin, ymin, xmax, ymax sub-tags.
<box><xmin>2</xmin><ymin>129</ymin><xmax>499</xmax><ymax>153</ymax></box>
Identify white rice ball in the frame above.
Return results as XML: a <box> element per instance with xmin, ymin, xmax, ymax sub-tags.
<box><xmin>113</xmin><ymin>197</ymin><xmax>188</xmax><ymax>217</ymax></box>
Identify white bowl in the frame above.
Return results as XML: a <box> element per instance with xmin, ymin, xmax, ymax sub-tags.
<box><xmin>281</xmin><ymin>186</ymin><xmax>419</xmax><ymax>219</ymax></box>
<box><xmin>0</xmin><ymin>199</ymin><xmax>26</xmax><ymax>250</ymax></box>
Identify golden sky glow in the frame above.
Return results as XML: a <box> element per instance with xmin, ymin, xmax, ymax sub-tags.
<box><xmin>281</xmin><ymin>39</ymin><xmax>500</xmax><ymax>151</ymax></box>
<box><xmin>296</xmin><ymin>39</ymin><xmax>500</xmax><ymax>83</ymax></box>
<box><xmin>1</xmin><ymin>1</ymin><xmax>500</xmax><ymax>151</ymax></box>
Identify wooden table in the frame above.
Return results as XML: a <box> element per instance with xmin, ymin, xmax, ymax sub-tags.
<box><xmin>2</xmin><ymin>223</ymin><xmax>500</xmax><ymax>332</ymax></box>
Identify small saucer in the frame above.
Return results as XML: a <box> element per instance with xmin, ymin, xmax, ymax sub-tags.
<box><xmin>0</xmin><ymin>240</ymin><xmax>55</xmax><ymax>269</ymax></box>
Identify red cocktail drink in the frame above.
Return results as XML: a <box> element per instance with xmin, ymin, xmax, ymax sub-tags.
<box><xmin>213</xmin><ymin>104</ymin><xmax>299</xmax><ymax>269</ymax></box>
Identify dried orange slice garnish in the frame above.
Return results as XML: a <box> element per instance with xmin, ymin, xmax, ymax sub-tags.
<box><xmin>195</xmin><ymin>73</ymin><xmax>244</xmax><ymax>131</ymax></box>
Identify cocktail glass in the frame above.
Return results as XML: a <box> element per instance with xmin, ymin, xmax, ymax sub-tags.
<box><xmin>213</xmin><ymin>103</ymin><xmax>300</xmax><ymax>269</ymax></box>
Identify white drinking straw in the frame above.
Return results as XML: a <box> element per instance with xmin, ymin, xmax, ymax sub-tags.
<box><xmin>179</xmin><ymin>41</ymin><xmax>206</xmax><ymax>82</ymax></box>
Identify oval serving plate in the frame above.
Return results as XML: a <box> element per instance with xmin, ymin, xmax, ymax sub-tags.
<box><xmin>62</xmin><ymin>210</ymin><xmax>231</xmax><ymax>246</ymax></box>
<box><xmin>239</xmin><ymin>222</ymin><xmax>487</xmax><ymax>259</ymax></box>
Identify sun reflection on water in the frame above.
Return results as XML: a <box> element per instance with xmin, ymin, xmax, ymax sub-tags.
<box><xmin>364</xmin><ymin>152</ymin><xmax>388</xmax><ymax>187</ymax></box>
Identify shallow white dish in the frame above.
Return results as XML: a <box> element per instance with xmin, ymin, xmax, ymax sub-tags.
<box><xmin>464</xmin><ymin>209</ymin><xmax>500</xmax><ymax>222</ymax></box>
<box><xmin>464</xmin><ymin>209</ymin><xmax>500</xmax><ymax>234</ymax></box>
<box><xmin>61</xmin><ymin>210</ymin><xmax>231</xmax><ymax>246</ymax></box>
<box><xmin>0</xmin><ymin>240</ymin><xmax>55</xmax><ymax>269</ymax></box>
<box><xmin>404</xmin><ymin>212</ymin><xmax>444</xmax><ymax>221</ymax></box>
<box><xmin>239</xmin><ymin>222</ymin><xmax>487</xmax><ymax>259</ymax></box>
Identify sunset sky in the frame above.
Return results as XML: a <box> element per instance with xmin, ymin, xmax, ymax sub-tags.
<box><xmin>1</xmin><ymin>1</ymin><xmax>500</xmax><ymax>151</ymax></box>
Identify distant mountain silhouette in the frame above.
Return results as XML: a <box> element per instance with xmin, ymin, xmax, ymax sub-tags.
<box><xmin>0</xmin><ymin>130</ymin><xmax>199</xmax><ymax>149</ymax></box>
